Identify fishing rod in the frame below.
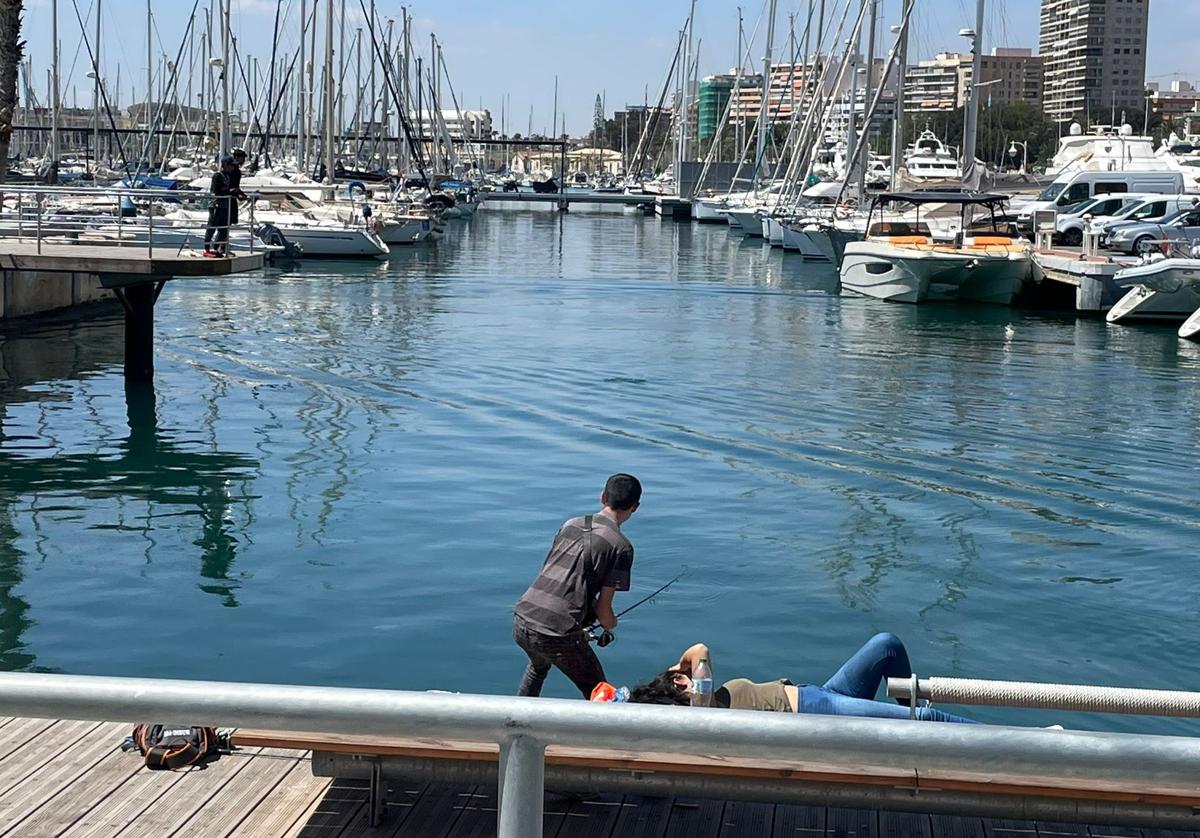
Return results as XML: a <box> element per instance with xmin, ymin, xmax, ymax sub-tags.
<box><xmin>587</xmin><ymin>565</ymin><xmax>688</xmax><ymax>647</ymax></box>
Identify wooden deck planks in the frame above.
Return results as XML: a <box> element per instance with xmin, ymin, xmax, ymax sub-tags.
<box><xmin>174</xmin><ymin>750</ymin><xmax>307</xmax><ymax>838</ymax></box>
<box><xmin>720</xmin><ymin>801</ymin><xmax>776</xmax><ymax>838</ymax></box>
<box><xmin>551</xmin><ymin>793</ymin><xmax>627</xmax><ymax>838</ymax></box>
<box><xmin>665</xmin><ymin>797</ymin><xmax>728</xmax><ymax>838</ymax></box>
<box><xmin>105</xmin><ymin>748</ymin><xmax>265</xmax><ymax>838</ymax></box>
<box><xmin>225</xmin><ymin>759</ymin><xmax>332</xmax><ymax>838</ymax></box>
<box><xmin>610</xmin><ymin>794</ymin><xmax>676</xmax><ymax>838</ymax></box>
<box><xmin>0</xmin><ymin>717</ymin><xmax>59</xmax><ymax>762</ymax></box>
<box><xmin>773</xmin><ymin>805</ymin><xmax>826</xmax><ymax>838</ymax></box>
<box><xmin>390</xmin><ymin>784</ymin><xmax>477</xmax><ymax>838</ymax></box>
<box><xmin>0</xmin><ymin>721</ymin><xmax>125</xmax><ymax>834</ymax></box>
<box><xmin>284</xmin><ymin>777</ymin><xmax>369</xmax><ymax>838</ymax></box>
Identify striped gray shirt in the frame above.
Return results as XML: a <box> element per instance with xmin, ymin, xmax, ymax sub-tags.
<box><xmin>514</xmin><ymin>513</ymin><xmax>634</xmax><ymax>636</ymax></box>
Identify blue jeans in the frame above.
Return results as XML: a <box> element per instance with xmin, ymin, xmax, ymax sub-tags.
<box><xmin>798</xmin><ymin>633</ymin><xmax>978</xmax><ymax>724</ymax></box>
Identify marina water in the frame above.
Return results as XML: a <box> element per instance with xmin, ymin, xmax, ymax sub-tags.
<box><xmin>1</xmin><ymin>210</ymin><xmax>1198</xmax><ymax>733</ymax></box>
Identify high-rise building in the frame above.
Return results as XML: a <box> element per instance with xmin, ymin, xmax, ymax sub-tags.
<box><xmin>1040</xmin><ymin>0</ymin><xmax>1148</xmax><ymax>122</ymax></box>
<box><xmin>904</xmin><ymin>49</ymin><xmax>1044</xmax><ymax>113</ymax></box>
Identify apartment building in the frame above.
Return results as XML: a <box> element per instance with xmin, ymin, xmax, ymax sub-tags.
<box><xmin>905</xmin><ymin>49</ymin><xmax>1044</xmax><ymax>113</ymax></box>
<box><xmin>1040</xmin><ymin>0</ymin><xmax>1148</xmax><ymax>121</ymax></box>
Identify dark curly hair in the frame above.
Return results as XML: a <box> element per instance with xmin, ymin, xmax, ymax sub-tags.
<box><xmin>628</xmin><ymin>671</ymin><xmax>690</xmax><ymax>705</ymax></box>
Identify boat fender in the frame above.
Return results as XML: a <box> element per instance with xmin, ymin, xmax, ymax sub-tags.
<box><xmin>347</xmin><ymin>180</ymin><xmax>367</xmax><ymax>198</ymax></box>
<box><xmin>965</xmin><ymin>258</ymin><xmax>980</xmax><ymax>271</ymax></box>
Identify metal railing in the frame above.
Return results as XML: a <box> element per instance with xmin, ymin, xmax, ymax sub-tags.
<box><xmin>1</xmin><ymin>672</ymin><xmax>1200</xmax><ymax>836</ymax></box>
<box><xmin>0</xmin><ymin>184</ymin><xmax>256</xmax><ymax>257</ymax></box>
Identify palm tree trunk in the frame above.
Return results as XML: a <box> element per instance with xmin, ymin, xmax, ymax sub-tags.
<box><xmin>0</xmin><ymin>2</ymin><xmax>25</xmax><ymax>184</ymax></box>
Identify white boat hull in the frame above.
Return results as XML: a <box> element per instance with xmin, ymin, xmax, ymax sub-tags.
<box><xmin>277</xmin><ymin>227</ymin><xmax>389</xmax><ymax>257</ymax></box>
<box><xmin>766</xmin><ymin>217</ymin><xmax>785</xmax><ymax>246</ymax></box>
<box><xmin>841</xmin><ymin>243</ymin><xmax>1031</xmax><ymax>305</ymax></box>
<box><xmin>781</xmin><ymin>224</ymin><xmax>829</xmax><ymax>260</ymax></box>
<box><xmin>1108</xmin><ymin>259</ymin><xmax>1200</xmax><ymax>322</ymax></box>
<box><xmin>691</xmin><ymin>199</ymin><xmax>728</xmax><ymax>223</ymax></box>
<box><xmin>725</xmin><ymin>207</ymin><xmax>761</xmax><ymax>234</ymax></box>
<box><xmin>1179</xmin><ymin>306</ymin><xmax>1200</xmax><ymax>340</ymax></box>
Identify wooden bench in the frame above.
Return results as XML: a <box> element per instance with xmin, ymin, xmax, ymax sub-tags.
<box><xmin>232</xmin><ymin>730</ymin><xmax>1200</xmax><ymax>830</ymax></box>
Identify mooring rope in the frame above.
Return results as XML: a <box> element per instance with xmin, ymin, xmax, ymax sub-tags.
<box><xmin>886</xmin><ymin>676</ymin><xmax>1200</xmax><ymax>717</ymax></box>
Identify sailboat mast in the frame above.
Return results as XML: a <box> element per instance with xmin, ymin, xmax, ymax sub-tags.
<box><xmin>961</xmin><ymin>0</ymin><xmax>985</xmax><ymax>186</ymax></box>
<box><xmin>857</xmin><ymin>0</ymin><xmax>878</xmax><ymax>198</ymax></box>
<box><xmin>220</xmin><ymin>0</ymin><xmax>230</xmax><ymax>154</ymax></box>
<box><xmin>50</xmin><ymin>0</ymin><xmax>59</xmax><ymax>178</ymax></box>
<box><xmin>324</xmin><ymin>0</ymin><xmax>334</xmax><ymax>181</ymax></box>
<box><xmin>754</xmin><ymin>0</ymin><xmax>778</xmax><ymax>191</ymax></box>
<box><xmin>890</xmin><ymin>0</ymin><xmax>913</xmax><ymax>189</ymax></box>
<box><xmin>92</xmin><ymin>0</ymin><xmax>101</xmax><ymax>170</ymax></box>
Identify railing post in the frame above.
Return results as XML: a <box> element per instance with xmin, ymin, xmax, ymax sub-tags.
<box><xmin>16</xmin><ymin>193</ymin><xmax>22</xmax><ymax>240</ymax></box>
<box><xmin>146</xmin><ymin>195</ymin><xmax>154</xmax><ymax>259</ymax></box>
<box><xmin>248</xmin><ymin>196</ymin><xmax>255</xmax><ymax>255</ymax></box>
<box><xmin>35</xmin><ymin>193</ymin><xmax>43</xmax><ymax>254</ymax></box>
<box><xmin>497</xmin><ymin>734</ymin><xmax>544</xmax><ymax>838</ymax></box>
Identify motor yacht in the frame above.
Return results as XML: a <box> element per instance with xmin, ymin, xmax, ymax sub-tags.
<box><xmin>902</xmin><ymin>130</ymin><xmax>962</xmax><ymax>181</ymax></box>
<box><xmin>840</xmin><ymin>192</ymin><xmax>1034</xmax><ymax>305</ymax></box>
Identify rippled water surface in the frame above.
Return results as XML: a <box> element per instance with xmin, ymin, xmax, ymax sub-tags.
<box><xmin>2</xmin><ymin>209</ymin><xmax>1199</xmax><ymax>732</ymax></box>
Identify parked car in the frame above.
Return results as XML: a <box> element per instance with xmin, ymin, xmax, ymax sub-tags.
<box><xmin>1104</xmin><ymin>206</ymin><xmax>1200</xmax><ymax>255</ymax></box>
<box><xmin>1054</xmin><ymin>194</ymin><xmax>1148</xmax><ymax>246</ymax></box>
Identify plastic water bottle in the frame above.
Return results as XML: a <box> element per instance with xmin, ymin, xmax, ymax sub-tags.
<box><xmin>690</xmin><ymin>658</ymin><xmax>713</xmax><ymax>707</ymax></box>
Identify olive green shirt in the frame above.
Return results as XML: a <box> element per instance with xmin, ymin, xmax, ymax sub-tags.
<box><xmin>715</xmin><ymin>678</ymin><xmax>793</xmax><ymax>712</ymax></box>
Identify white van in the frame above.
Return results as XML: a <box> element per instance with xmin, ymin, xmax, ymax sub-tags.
<box><xmin>1016</xmin><ymin>170</ymin><xmax>1185</xmax><ymax>230</ymax></box>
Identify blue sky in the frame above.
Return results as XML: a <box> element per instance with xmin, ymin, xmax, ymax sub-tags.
<box><xmin>18</xmin><ymin>0</ymin><xmax>1200</xmax><ymax>134</ymax></box>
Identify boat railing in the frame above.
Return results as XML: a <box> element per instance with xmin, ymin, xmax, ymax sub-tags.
<box><xmin>0</xmin><ymin>183</ymin><xmax>257</xmax><ymax>258</ymax></box>
<box><xmin>1135</xmin><ymin>238</ymin><xmax>1200</xmax><ymax>260</ymax></box>
<box><xmin>2</xmin><ymin>671</ymin><xmax>1200</xmax><ymax>837</ymax></box>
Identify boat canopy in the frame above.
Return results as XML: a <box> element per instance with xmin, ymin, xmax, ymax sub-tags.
<box><xmin>872</xmin><ymin>191</ymin><xmax>1008</xmax><ymax>208</ymax></box>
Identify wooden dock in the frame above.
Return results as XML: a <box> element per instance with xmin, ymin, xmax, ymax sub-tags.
<box><xmin>0</xmin><ymin>716</ymin><xmax>1193</xmax><ymax>838</ymax></box>
<box><xmin>0</xmin><ymin>242</ymin><xmax>266</xmax><ymax>284</ymax></box>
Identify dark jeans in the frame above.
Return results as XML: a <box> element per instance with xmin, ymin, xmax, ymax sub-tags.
<box><xmin>205</xmin><ymin>208</ymin><xmax>230</xmax><ymax>247</ymax></box>
<box><xmin>513</xmin><ymin>616</ymin><xmax>605</xmax><ymax>699</ymax></box>
<box><xmin>798</xmin><ymin>633</ymin><xmax>978</xmax><ymax>724</ymax></box>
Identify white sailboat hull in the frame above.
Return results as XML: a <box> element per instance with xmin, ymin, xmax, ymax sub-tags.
<box><xmin>725</xmin><ymin>208</ymin><xmax>760</xmax><ymax>233</ymax></box>
<box><xmin>691</xmin><ymin>198</ymin><xmax>728</xmax><ymax>223</ymax></box>
<box><xmin>274</xmin><ymin>226</ymin><xmax>389</xmax><ymax>257</ymax></box>
<box><xmin>781</xmin><ymin>224</ymin><xmax>829</xmax><ymax>260</ymax></box>
<box><xmin>766</xmin><ymin>216</ymin><xmax>785</xmax><ymax>246</ymax></box>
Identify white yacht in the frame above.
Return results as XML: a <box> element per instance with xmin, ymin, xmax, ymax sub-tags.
<box><xmin>1048</xmin><ymin>123</ymin><xmax>1184</xmax><ymax>177</ymax></box>
<box><xmin>903</xmin><ymin>130</ymin><xmax>962</xmax><ymax>181</ymax></box>
<box><xmin>840</xmin><ymin>192</ymin><xmax>1034</xmax><ymax>305</ymax></box>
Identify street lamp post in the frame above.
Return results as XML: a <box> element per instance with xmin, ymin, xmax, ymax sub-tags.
<box><xmin>1007</xmin><ymin>140</ymin><xmax>1028</xmax><ymax>174</ymax></box>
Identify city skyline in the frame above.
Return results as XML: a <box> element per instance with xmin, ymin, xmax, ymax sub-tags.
<box><xmin>15</xmin><ymin>0</ymin><xmax>1200</xmax><ymax>134</ymax></box>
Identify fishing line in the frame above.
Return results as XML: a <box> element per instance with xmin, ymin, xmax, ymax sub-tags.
<box><xmin>587</xmin><ymin>565</ymin><xmax>689</xmax><ymax>646</ymax></box>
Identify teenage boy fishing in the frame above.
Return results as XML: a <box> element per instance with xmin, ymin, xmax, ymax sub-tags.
<box><xmin>513</xmin><ymin>474</ymin><xmax>641</xmax><ymax>698</ymax></box>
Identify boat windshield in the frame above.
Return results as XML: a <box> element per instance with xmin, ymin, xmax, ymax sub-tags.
<box><xmin>1037</xmin><ymin>181</ymin><xmax>1067</xmax><ymax>201</ymax></box>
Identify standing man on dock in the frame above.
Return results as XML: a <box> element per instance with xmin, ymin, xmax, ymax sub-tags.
<box><xmin>513</xmin><ymin>474</ymin><xmax>641</xmax><ymax>698</ymax></box>
<box><xmin>203</xmin><ymin>153</ymin><xmax>247</xmax><ymax>258</ymax></box>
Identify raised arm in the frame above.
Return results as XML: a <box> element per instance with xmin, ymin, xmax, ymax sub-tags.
<box><xmin>668</xmin><ymin>643</ymin><xmax>711</xmax><ymax>676</ymax></box>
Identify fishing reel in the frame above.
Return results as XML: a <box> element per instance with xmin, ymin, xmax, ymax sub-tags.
<box><xmin>588</xmin><ymin>627</ymin><xmax>616</xmax><ymax>648</ymax></box>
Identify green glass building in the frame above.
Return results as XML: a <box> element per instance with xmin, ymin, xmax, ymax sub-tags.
<box><xmin>699</xmin><ymin>76</ymin><xmax>737</xmax><ymax>144</ymax></box>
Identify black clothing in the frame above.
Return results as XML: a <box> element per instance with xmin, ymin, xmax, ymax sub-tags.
<box><xmin>513</xmin><ymin>616</ymin><xmax>605</xmax><ymax>698</ymax></box>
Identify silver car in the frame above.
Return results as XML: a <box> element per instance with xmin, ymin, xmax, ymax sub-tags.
<box><xmin>1105</xmin><ymin>207</ymin><xmax>1200</xmax><ymax>255</ymax></box>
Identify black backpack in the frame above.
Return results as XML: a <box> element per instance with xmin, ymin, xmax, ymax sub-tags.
<box><xmin>131</xmin><ymin>724</ymin><xmax>221</xmax><ymax>771</ymax></box>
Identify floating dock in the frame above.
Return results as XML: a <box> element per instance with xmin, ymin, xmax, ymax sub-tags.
<box><xmin>1032</xmin><ymin>248</ymin><xmax>1137</xmax><ymax>312</ymax></box>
